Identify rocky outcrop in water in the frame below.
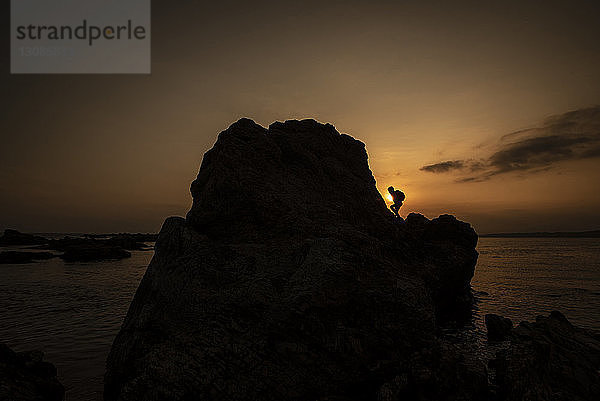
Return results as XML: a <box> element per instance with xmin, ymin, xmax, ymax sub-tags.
<box><xmin>39</xmin><ymin>237</ymin><xmax>133</xmax><ymax>262</ymax></box>
<box><xmin>105</xmin><ymin>119</ymin><xmax>481</xmax><ymax>401</ymax></box>
<box><xmin>0</xmin><ymin>230</ymin><xmax>136</xmax><ymax>263</ymax></box>
<box><xmin>491</xmin><ymin>311</ymin><xmax>600</xmax><ymax>401</ymax></box>
<box><xmin>0</xmin><ymin>229</ymin><xmax>48</xmax><ymax>246</ymax></box>
<box><xmin>485</xmin><ymin>314</ymin><xmax>513</xmax><ymax>341</ymax></box>
<box><xmin>59</xmin><ymin>244</ymin><xmax>131</xmax><ymax>262</ymax></box>
<box><xmin>83</xmin><ymin>233</ymin><xmax>157</xmax><ymax>250</ymax></box>
<box><xmin>0</xmin><ymin>343</ymin><xmax>64</xmax><ymax>401</ymax></box>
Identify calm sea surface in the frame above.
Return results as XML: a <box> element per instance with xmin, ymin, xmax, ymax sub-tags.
<box><xmin>0</xmin><ymin>238</ymin><xmax>599</xmax><ymax>400</ymax></box>
<box><xmin>472</xmin><ymin>238</ymin><xmax>600</xmax><ymax>331</ymax></box>
<box><xmin>0</xmin><ymin>248</ymin><xmax>151</xmax><ymax>401</ymax></box>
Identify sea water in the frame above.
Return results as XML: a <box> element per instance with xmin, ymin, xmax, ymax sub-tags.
<box><xmin>0</xmin><ymin>247</ymin><xmax>151</xmax><ymax>401</ymax></box>
<box><xmin>472</xmin><ymin>237</ymin><xmax>600</xmax><ymax>331</ymax></box>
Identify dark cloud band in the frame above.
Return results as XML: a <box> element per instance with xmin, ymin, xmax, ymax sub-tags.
<box><xmin>420</xmin><ymin>160</ymin><xmax>464</xmax><ymax>173</ymax></box>
<box><xmin>420</xmin><ymin>106</ymin><xmax>600</xmax><ymax>182</ymax></box>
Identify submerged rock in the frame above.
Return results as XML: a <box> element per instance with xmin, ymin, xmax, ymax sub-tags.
<box><xmin>491</xmin><ymin>311</ymin><xmax>600</xmax><ymax>401</ymax></box>
<box><xmin>0</xmin><ymin>343</ymin><xmax>64</xmax><ymax>401</ymax></box>
<box><xmin>485</xmin><ymin>314</ymin><xmax>513</xmax><ymax>341</ymax></box>
<box><xmin>105</xmin><ymin>119</ymin><xmax>480</xmax><ymax>401</ymax></box>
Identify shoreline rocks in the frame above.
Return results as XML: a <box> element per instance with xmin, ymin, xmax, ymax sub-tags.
<box><xmin>1</xmin><ymin>230</ymin><xmax>156</xmax><ymax>263</ymax></box>
<box><xmin>485</xmin><ymin>314</ymin><xmax>513</xmax><ymax>341</ymax></box>
<box><xmin>490</xmin><ymin>311</ymin><xmax>600</xmax><ymax>401</ymax></box>
<box><xmin>0</xmin><ymin>343</ymin><xmax>64</xmax><ymax>401</ymax></box>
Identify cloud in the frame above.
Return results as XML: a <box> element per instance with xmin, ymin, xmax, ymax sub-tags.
<box><xmin>420</xmin><ymin>160</ymin><xmax>465</xmax><ymax>173</ymax></box>
<box><xmin>420</xmin><ymin>106</ymin><xmax>600</xmax><ymax>182</ymax></box>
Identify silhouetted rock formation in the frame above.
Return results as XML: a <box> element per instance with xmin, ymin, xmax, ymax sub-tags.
<box><xmin>485</xmin><ymin>314</ymin><xmax>513</xmax><ymax>341</ymax></box>
<box><xmin>491</xmin><ymin>311</ymin><xmax>600</xmax><ymax>401</ymax></box>
<box><xmin>0</xmin><ymin>251</ymin><xmax>56</xmax><ymax>264</ymax></box>
<box><xmin>105</xmin><ymin>119</ymin><xmax>481</xmax><ymax>401</ymax></box>
<box><xmin>0</xmin><ymin>343</ymin><xmax>64</xmax><ymax>401</ymax></box>
<box><xmin>404</xmin><ymin>212</ymin><xmax>478</xmax><ymax>323</ymax></box>
<box><xmin>0</xmin><ymin>229</ymin><xmax>48</xmax><ymax>246</ymax></box>
<box><xmin>0</xmin><ymin>230</ymin><xmax>150</xmax><ymax>263</ymax></box>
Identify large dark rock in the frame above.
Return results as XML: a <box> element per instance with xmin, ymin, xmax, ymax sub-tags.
<box><xmin>105</xmin><ymin>119</ymin><xmax>480</xmax><ymax>401</ymax></box>
<box><xmin>0</xmin><ymin>229</ymin><xmax>48</xmax><ymax>246</ymax></box>
<box><xmin>0</xmin><ymin>343</ymin><xmax>64</xmax><ymax>401</ymax></box>
<box><xmin>485</xmin><ymin>314</ymin><xmax>513</xmax><ymax>341</ymax></box>
<box><xmin>491</xmin><ymin>311</ymin><xmax>600</xmax><ymax>401</ymax></box>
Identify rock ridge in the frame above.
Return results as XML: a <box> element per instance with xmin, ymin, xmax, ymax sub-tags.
<box><xmin>105</xmin><ymin>119</ymin><xmax>482</xmax><ymax>401</ymax></box>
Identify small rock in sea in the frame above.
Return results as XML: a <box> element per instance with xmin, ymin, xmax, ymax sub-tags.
<box><xmin>38</xmin><ymin>236</ymin><xmax>138</xmax><ymax>261</ymax></box>
<box><xmin>485</xmin><ymin>313</ymin><xmax>513</xmax><ymax>341</ymax></box>
<box><xmin>0</xmin><ymin>343</ymin><xmax>64</xmax><ymax>401</ymax></box>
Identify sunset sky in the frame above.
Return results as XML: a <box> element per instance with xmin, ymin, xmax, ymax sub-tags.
<box><xmin>1</xmin><ymin>0</ymin><xmax>600</xmax><ymax>233</ymax></box>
